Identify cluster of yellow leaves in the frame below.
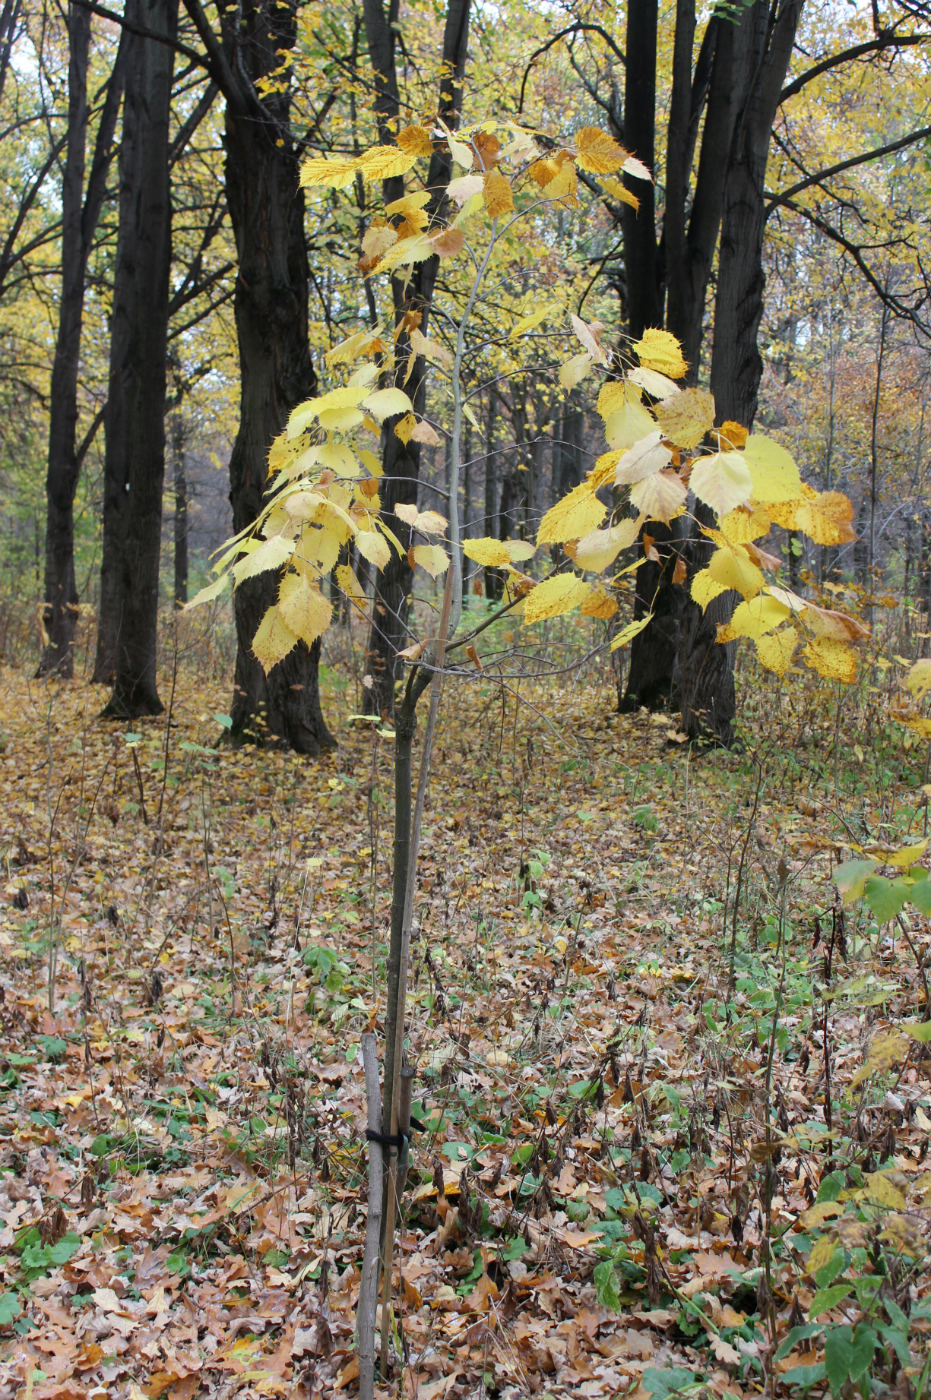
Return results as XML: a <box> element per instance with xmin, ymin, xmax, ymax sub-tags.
<box><xmin>301</xmin><ymin>120</ymin><xmax>651</xmax><ymax>283</ymax></box>
<box><xmin>187</xmin><ymin>344</ymin><xmax>454</xmax><ymax>674</ymax></box>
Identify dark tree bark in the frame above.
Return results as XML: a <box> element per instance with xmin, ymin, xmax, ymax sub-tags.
<box><xmin>95</xmin><ymin>0</ymin><xmax>177</xmax><ymax>718</ymax></box>
<box><xmin>38</xmin><ymin>6</ymin><xmax>125</xmax><ymax>677</ymax></box>
<box><xmin>361</xmin><ymin>0</ymin><xmax>471</xmax><ymax>717</ymax></box>
<box><xmin>179</xmin><ymin>0</ymin><xmax>334</xmax><ymax>753</ymax></box>
<box><xmin>170</xmin><ymin>414</ymin><xmax>188</xmax><ymax>608</ymax></box>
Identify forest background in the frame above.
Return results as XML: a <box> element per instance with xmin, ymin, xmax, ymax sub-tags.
<box><xmin>1</xmin><ymin>0</ymin><xmax>931</xmax><ymax>1397</ymax></box>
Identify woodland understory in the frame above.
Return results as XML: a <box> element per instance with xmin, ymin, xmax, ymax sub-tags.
<box><xmin>0</xmin><ymin>606</ymin><xmax>928</xmax><ymax>1400</ymax></box>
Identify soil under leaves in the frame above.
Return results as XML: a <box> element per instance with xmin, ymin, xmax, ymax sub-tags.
<box><xmin>0</xmin><ymin>643</ymin><xmax>928</xmax><ymax>1399</ymax></box>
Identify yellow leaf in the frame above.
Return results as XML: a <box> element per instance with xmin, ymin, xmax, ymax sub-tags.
<box><xmin>907</xmin><ymin>659</ymin><xmax>931</xmax><ymax>699</ymax></box>
<box><xmin>653</xmin><ymin>387</ymin><xmax>715</xmax><ymax>449</ymax></box>
<box><xmin>715</xmin><ymin>420</ymin><xmax>748</xmax><ymax>450</ymax></box>
<box><xmin>609</xmin><ymin>613</ymin><xmax>653</xmax><ymax>651</ymax></box>
<box><xmin>543</xmin><ymin>156</ymin><xmax>579</xmax><ymax>205</ymax></box>
<box><xmin>396</xmin><ymin>124</ymin><xmax>434</xmax><ymax>157</ymax></box>
<box><xmin>599</xmin><ymin>175</ymin><xmax>639</xmax><ymax>210</ymax></box>
<box><xmin>317</xmin><ymin>441</ymin><xmax>362</xmax><ymax>478</ymax></box>
<box><xmin>186</xmin><ymin>572</ymin><xmax>231</xmax><ymax>609</ymax></box>
<box><xmin>690</xmin><ymin>451</ymin><xmax>754</xmax><ymax>516</ymax></box>
<box><xmin>287</xmin><ymin>385</ymin><xmax>367</xmax><ymax>437</ymax></box>
<box><xmin>410</xmin><ymin>327</ymin><xmax>453</xmax><ymax>367</ymax></box>
<box><xmin>596</xmin><ymin>380</ymin><xmax>627</xmax><ymax>419</ymax></box>
<box><xmin>510</xmin><ymin>303</ymin><xmax>558</xmax><ymax>339</ymax></box>
<box><xmin>299</xmin><ymin>154</ymin><xmax>360</xmax><ymax>190</ymax></box>
<box><xmin>744</xmin><ymin>434</ymin><xmax>803</xmax><ymax>503</ymax></box>
<box><xmin>356</xmin><ymin>530</ymin><xmax>390</xmax><ymax>570</ymax></box>
<box><xmin>370</xmin><ymin>232</ymin><xmax>434</xmax><ymax>275</ymax></box>
<box><xmin>802</xmin><ymin>601</ymin><xmax>869</xmax><ymax>643</ymax></box>
<box><xmin>718</xmin><ymin>506</ymin><xmax>772</xmax><ymax>544</ymax></box>
<box><xmin>629</xmin><ymin>468</ymin><xmax>687</xmax><ymax>523</ymax></box>
<box><xmin>589</xmin><ymin>449</ymin><xmax>622</xmax><ymax>489</ymax></box>
<box><xmin>411</xmin><ymin>544</ymin><xmax>449</xmax><ymax>577</ymax></box>
<box><xmin>628</xmin><ymin>366</ymin><xmax>680</xmax><ymax>399</ymax></box>
<box><xmin>571</xmin><ymin>519</ymin><xmax>641</xmax><ymax>573</ymax></box>
<box><xmin>325</xmin><ymin>327</ymin><xmax>387</xmax><ymax>368</ymax></box>
<box><xmin>614</xmin><ymin>431</ymin><xmax>672</xmax><ymax>485</ymax></box>
<box><xmin>394</xmin><ymin>412</ymin><xmax>416</xmax><ymax>444</ymax></box>
<box><xmin>558</xmin><ymin>351</ymin><xmax>594</xmax><ymax>390</ymax></box>
<box><xmin>482</xmin><ymin>168</ymin><xmax>514</xmax><ymax>218</ymax></box>
<box><xmin>252</xmin><ymin>605</ymin><xmax>298</xmax><ymax>673</ymax></box>
<box><xmin>604</xmin><ymin>400</ymin><xmax>657</xmax><ymax>450</ymax></box>
<box><xmin>580</xmin><ymin>583</ymin><xmax>618</xmax><ymax>619</ymax></box>
<box><xmin>362</xmin><ymin>387</ymin><xmax>414</xmax><ymax>422</ymax></box>
<box><xmin>756</xmin><ymin>627</ymin><xmax>798</xmax><ymax>676</ymax></box>
<box><xmin>717</xmin><ymin>592</ymin><xmax>792</xmax><ymax>642</ymax></box>
<box><xmin>463</xmin><ymin>537</ymin><xmax>509</xmax><ymax>567</ymax></box>
<box><xmin>707</xmin><ymin>543</ymin><xmax>764</xmax><ymax>600</ymax></box>
<box><xmin>691</xmin><ymin>568</ymin><xmax>727</xmax><ymax>609</ymax></box>
<box><xmin>523</xmin><ymin>573</ymin><xmax>592</xmax><ymax>624</ymax></box>
<box><xmin>232</xmin><ymin>534</ymin><xmax>294</xmax><ymax>585</ymax></box>
<box><xmin>395</xmin><ymin>503</ymin><xmax>448</xmax><ymax>535</ymax></box>
<box><xmin>632</xmin><ymin>327</ymin><xmax>687</xmax><ymax>379</ymax></box>
<box><xmin>538</xmin><ymin>481</ymin><xmax>606</xmax><ymax>544</ymax></box>
<box><xmin>361</xmin><ymin>221</ymin><xmax>398</xmax><ymax>266</ymax></box>
<box><xmin>862</xmin><ymin>1171</ymin><xmax>906</xmax><ymax>1210</ymax></box>
<box><xmin>278</xmin><ymin>572</ymin><xmax>332</xmax><ymax>646</ymax></box>
<box><xmin>335</xmin><ymin>563</ymin><xmax>367</xmax><ymax>612</ymax></box>
<box><xmin>795</xmin><ymin>491</ymin><xmax>857</xmax><ymax>546</ymax></box>
<box><xmin>575</xmin><ymin>126</ymin><xmax>627</xmax><ymax>173</ymax></box>
<box><xmin>803</xmin><ymin>636</ymin><xmax>858</xmax><ymax>683</ymax></box>
<box><xmin>355</xmin><ymin>143</ymin><xmax>420</xmax><ymax>181</ymax></box>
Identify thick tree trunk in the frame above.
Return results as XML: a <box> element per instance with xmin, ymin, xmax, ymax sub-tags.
<box><xmin>96</xmin><ymin>0</ymin><xmax>177</xmax><ymax>718</ymax></box>
<box><xmin>217</xmin><ymin>0</ymin><xmax>333</xmax><ymax>754</ymax></box>
<box><xmin>39</xmin><ymin>7</ymin><xmax>124</xmax><ymax>677</ymax></box>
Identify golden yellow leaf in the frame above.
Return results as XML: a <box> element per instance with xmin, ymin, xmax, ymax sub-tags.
<box><xmin>370</xmin><ymin>232</ymin><xmax>434</xmax><ymax>275</ymax></box>
<box><xmin>538</xmin><ymin>481</ymin><xmax>606</xmax><ymax>544</ymax></box>
<box><xmin>604</xmin><ymin>400</ymin><xmax>657</xmax><ymax>450</ymax></box>
<box><xmin>801</xmin><ymin>601</ymin><xmax>869</xmax><ymax>643</ymax></box>
<box><xmin>589</xmin><ymin>449</ymin><xmax>622</xmax><ymax>489</ymax></box>
<box><xmin>755</xmin><ymin>627</ymin><xmax>798</xmax><ymax>676</ymax></box>
<box><xmin>715</xmin><ymin>421</ymin><xmax>748</xmax><ymax>449</ymax></box>
<box><xmin>795</xmin><ymin>491</ymin><xmax>857</xmax><ymax>546</ymax></box>
<box><xmin>396</xmin><ymin>125</ymin><xmax>434</xmax><ymax>157</ymax></box>
<box><xmin>743</xmin><ymin>434</ymin><xmax>802</xmax><ymax>504</ymax></box>
<box><xmin>463</xmin><ymin>537</ymin><xmax>510</xmax><ymax>568</ymax></box>
<box><xmin>394</xmin><ymin>412</ymin><xmax>416</xmax><ymax>444</ymax></box>
<box><xmin>802</xmin><ymin>635</ymin><xmax>858</xmax><ymax>683</ymax></box>
<box><xmin>232</xmin><ymin>534</ymin><xmax>294</xmax><ymax>585</ymax></box>
<box><xmin>411</xmin><ymin>544</ymin><xmax>450</xmax><ymax>578</ymax></box>
<box><xmin>362</xmin><ymin>387</ymin><xmax>414</xmax><ymax>423</ymax></box>
<box><xmin>482</xmin><ymin>168</ymin><xmax>514</xmax><ymax>218</ymax></box>
<box><xmin>299</xmin><ymin>154</ymin><xmax>359</xmax><ymax>190</ymax></box>
<box><xmin>510</xmin><ymin>303</ymin><xmax>559</xmax><ymax>339</ymax></box>
<box><xmin>335</xmin><ymin>563</ymin><xmax>367</xmax><ymax>612</ymax></box>
<box><xmin>599</xmin><ymin>175</ymin><xmax>639</xmax><ymax>210</ymax></box>
<box><xmin>410</xmin><ymin>327</ymin><xmax>452</xmax><ymax>367</ymax></box>
<box><xmin>580</xmin><ymin>584</ymin><xmax>618</xmax><ymax>619</ymax></box>
<box><xmin>278</xmin><ymin>572</ymin><xmax>332</xmax><ymax>646</ymax></box>
<box><xmin>717</xmin><ymin>593</ymin><xmax>792</xmax><ymax>643</ymax></box>
<box><xmin>523</xmin><ymin>573</ymin><xmax>592</xmax><ymax>624</ymax></box>
<box><xmin>325</xmin><ymin>327</ymin><xmax>387</xmax><ymax>368</ymax></box>
<box><xmin>906</xmin><ymin>658</ymin><xmax>931</xmax><ymax>699</ymax></box>
<box><xmin>707</xmin><ymin>543</ymin><xmax>764</xmax><ymax>600</ymax></box>
<box><xmin>653</xmin><ymin>387</ymin><xmax>715</xmax><ymax>449</ymax></box>
<box><xmin>543</xmin><ymin>157</ymin><xmax>578</xmax><ymax>205</ymax></box>
<box><xmin>718</xmin><ymin>506</ymin><xmax>772</xmax><ymax>544</ymax></box>
<box><xmin>361</xmin><ymin>221</ymin><xmax>398</xmax><ymax>267</ymax></box>
<box><xmin>356</xmin><ymin>529</ymin><xmax>390</xmax><ymax>570</ymax></box>
<box><xmin>632</xmin><ymin>328</ymin><xmax>687</xmax><ymax>379</ymax></box>
<box><xmin>629</xmin><ymin>468</ymin><xmax>687</xmax><ymax>522</ymax></box>
<box><xmin>385</xmin><ymin>190</ymin><xmax>431</xmax><ymax>217</ymax></box>
<box><xmin>609</xmin><ymin>613</ymin><xmax>653</xmax><ymax>651</ymax></box>
<box><xmin>575</xmin><ymin>126</ymin><xmax>627</xmax><ymax>173</ymax></box>
<box><xmin>690</xmin><ymin>451</ymin><xmax>753</xmax><ymax>516</ymax></box>
<box><xmin>252</xmin><ymin>605</ymin><xmax>298</xmax><ymax>673</ymax></box>
<box><xmin>355</xmin><ymin>143</ymin><xmax>421</xmax><ymax>182</ymax></box>
<box><xmin>596</xmin><ymin>380</ymin><xmax>627</xmax><ymax>420</ymax></box>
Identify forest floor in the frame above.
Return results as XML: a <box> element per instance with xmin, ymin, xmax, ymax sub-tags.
<box><xmin>0</xmin><ymin>622</ymin><xmax>928</xmax><ymax>1400</ymax></box>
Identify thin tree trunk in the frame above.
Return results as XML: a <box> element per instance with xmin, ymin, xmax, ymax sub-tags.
<box><xmin>171</xmin><ymin>414</ymin><xmax>188</xmax><ymax>608</ymax></box>
<box><xmin>39</xmin><ymin>7</ymin><xmax>125</xmax><ymax>677</ymax></box>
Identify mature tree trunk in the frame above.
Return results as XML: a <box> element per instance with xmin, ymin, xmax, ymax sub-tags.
<box><xmin>95</xmin><ymin>0</ymin><xmax>177</xmax><ymax>717</ymax></box>
<box><xmin>38</xmin><ymin>6</ymin><xmax>125</xmax><ymax>677</ymax></box>
<box><xmin>677</xmin><ymin>0</ymin><xmax>803</xmax><ymax>744</ymax></box>
<box><xmin>361</xmin><ymin>0</ymin><xmax>471</xmax><ymax>717</ymax></box>
<box><xmin>177</xmin><ymin>0</ymin><xmax>334</xmax><ymax>751</ymax></box>
<box><xmin>170</xmin><ymin>414</ymin><xmax>188</xmax><ymax>608</ymax></box>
